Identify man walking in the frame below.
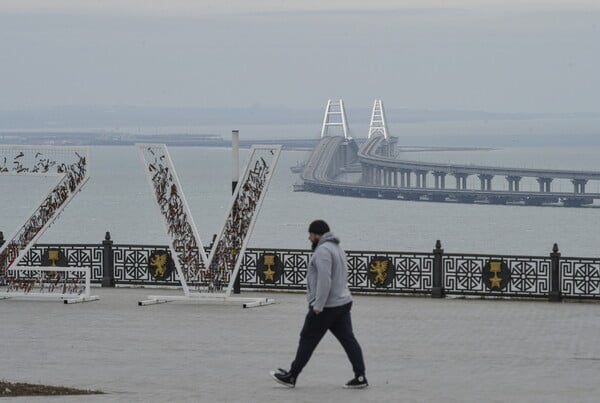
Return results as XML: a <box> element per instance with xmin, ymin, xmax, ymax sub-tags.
<box><xmin>270</xmin><ymin>220</ymin><xmax>367</xmax><ymax>389</ymax></box>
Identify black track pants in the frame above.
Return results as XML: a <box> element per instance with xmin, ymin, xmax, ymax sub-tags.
<box><xmin>290</xmin><ymin>301</ymin><xmax>365</xmax><ymax>378</ymax></box>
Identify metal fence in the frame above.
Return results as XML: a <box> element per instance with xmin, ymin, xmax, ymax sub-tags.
<box><xmin>3</xmin><ymin>232</ymin><xmax>599</xmax><ymax>301</ymax></box>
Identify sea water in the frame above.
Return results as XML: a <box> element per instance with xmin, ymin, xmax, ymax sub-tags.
<box><xmin>1</xmin><ymin>144</ymin><xmax>598</xmax><ymax>257</ymax></box>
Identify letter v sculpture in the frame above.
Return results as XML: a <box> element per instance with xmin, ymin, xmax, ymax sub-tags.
<box><xmin>137</xmin><ymin>144</ymin><xmax>281</xmax><ymax>307</ymax></box>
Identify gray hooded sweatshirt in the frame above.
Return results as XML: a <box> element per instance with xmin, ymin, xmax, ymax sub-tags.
<box><xmin>306</xmin><ymin>232</ymin><xmax>352</xmax><ymax>311</ymax></box>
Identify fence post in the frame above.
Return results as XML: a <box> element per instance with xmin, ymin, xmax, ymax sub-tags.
<box><xmin>432</xmin><ymin>240</ymin><xmax>445</xmax><ymax>298</ymax></box>
<box><xmin>548</xmin><ymin>243</ymin><xmax>562</xmax><ymax>302</ymax></box>
<box><xmin>101</xmin><ymin>231</ymin><xmax>115</xmax><ymax>287</ymax></box>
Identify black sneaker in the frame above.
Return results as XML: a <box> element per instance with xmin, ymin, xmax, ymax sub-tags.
<box><xmin>269</xmin><ymin>369</ymin><xmax>296</xmax><ymax>388</ymax></box>
<box><xmin>343</xmin><ymin>375</ymin><xmax>368</xmax><ymax>389</ymax></box>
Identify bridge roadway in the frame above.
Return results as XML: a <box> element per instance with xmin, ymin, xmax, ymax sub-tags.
<box><xmin>301</xmin><ymin>135</ymin><xmax>346</xmax><ymax>183</ymax></box>
<box><xmin>300</xmin><ymin>136</ymin><xmax>600</xmax><ymax>207</ymax></box>
<box><xmin>360</xmin><ymin>136</ymin><xmax>600</xmax><ymax>181</ymax></box>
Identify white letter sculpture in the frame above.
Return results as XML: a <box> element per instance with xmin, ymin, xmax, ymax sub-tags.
<box><xmin>137</xmin><ymin>144</ymin><xmax>281</xmax><ymax>307</ymax></box>
<box><xmin>0</xmin><ymin>145</ymin><xmax>97</xmax><ymax>303</ymax></box>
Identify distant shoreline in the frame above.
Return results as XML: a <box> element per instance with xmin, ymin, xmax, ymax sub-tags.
<box><xmin>0</xmin><ymin>131</ymin><xmax>323</xmax><ymax>150</ymax></box>
<box><xmin>0</xmin><ymin>132</ymin><xmax>500</xmax><ymax>152</ymax></box>
<box><xmin>2</xmin><ymin>128</ymin><xmax>600</xmax><ymax>149</ymax></box>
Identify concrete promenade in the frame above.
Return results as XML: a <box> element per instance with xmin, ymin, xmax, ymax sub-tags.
<box><xmin>2</xmin><ymin>288</ymin><xmax>600</xmax><ymax>402</ymax></box>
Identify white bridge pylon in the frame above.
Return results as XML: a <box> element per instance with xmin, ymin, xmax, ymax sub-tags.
<box><xmin>368</xmin><ymin>99</ymin><xmax>389</xmax><ymax>140</ymax></box>
<box><xmin>320</xmin><ymin>99</ymin><xmax>350</xmax><ymax>140</ymax></box>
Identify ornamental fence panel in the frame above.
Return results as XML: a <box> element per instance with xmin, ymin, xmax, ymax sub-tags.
<box><xmin>112</xmin><ymin>244</ymin><xmax>177</xmax><ymax>285</ymax></box>
<box><xmin>442</xmin><ymin>253</ymin><xmax>551</xmax><ymax>298</ymax></box>
<box><xmin>560</xmin><ymin>257</ymin><xmax>600</xmax><ymax>298</ymax></box>
<box><xmin>1</xmin><ymin>234</ymin><xmax>597</xmax><ymax>302</ymax></box>
<box><xmin>17</xmin><ymin>244</ymin><xmax>103</xmax><ymax>281</ymax></box>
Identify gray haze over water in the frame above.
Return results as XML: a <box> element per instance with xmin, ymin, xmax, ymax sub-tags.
<box><xmin>1</xmin><ymin>1</ymin><xmax>599</xmax><ymax>114</ymax></box>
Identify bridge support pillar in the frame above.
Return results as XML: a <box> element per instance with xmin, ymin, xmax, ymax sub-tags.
<box><xmin>454</xmin><ymin>173</ymin><xmax>468</xmax><ymax>190</ymax></box>
<box><xmin>433</xmin><ymin>172</ymin><xmax>447</xmax><ymax>189</ymax></box>
<box><xmin>571</xmin><ymin>179</ymin><xmax>587</xmax><ymax>193</ymax></box>
<box><xmin>537</xmin><ymin>177</ymin><xmax>553</xmax><ymax>193</ymax></box>
<box><xmin>507</xmin><ymin>176</ymin><xmax>522</xmax><ymax>192</ymax></box>
<box><xmin>478</xmin><ymin>174</ymin><xmax>493</xmax><ymax>191</ymax></box>
<box><xmin>416</xmin><ymin>170</ymin><xmax>427</xmax><ymax>188</ymax></box>
<box><xmin>361</xmin><ymin>164</ymin><xmax>368</xmax><ymax>184</ymax></box>
<box><xmin>398</xmin><ymin>170</ymin><xmax>407</xmax><ymax>187</ymax></box>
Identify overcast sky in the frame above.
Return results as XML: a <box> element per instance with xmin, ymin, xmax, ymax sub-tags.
<box><xmin>1</xmin><ymin>0</ymin><xmax>599</xmax><ymax>113</ymax></box>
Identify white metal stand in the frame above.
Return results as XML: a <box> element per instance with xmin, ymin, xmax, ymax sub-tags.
<box><xmin>138</xmin><ymin>294</ymin><xmax>274</xmax><ymax>308</ymax></box>
<box><xmin>1</xmin><ymin>266</ymin><xmax>99</xmax><ymax>304</ymax></box>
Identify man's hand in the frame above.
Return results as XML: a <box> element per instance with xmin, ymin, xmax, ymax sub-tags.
<box><xmin>313</xmin><ymin>308</ymin><xmax>322</xmax><ymax>315</ymax></box>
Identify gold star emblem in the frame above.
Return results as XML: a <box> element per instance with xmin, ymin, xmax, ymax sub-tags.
<box><xmin>263</xmin><ymin>267</ymin><xmax>276</xmax><ymax>281</ymax></box>
<box><xmin>489</xmin><ymin>273</ymin><xmax>502</xmax><ymax>288</ymax></box>
<box><xmin>489</xmin><ymin>261</ymin><xmax>503</xmax><ymax>288</ymax></box>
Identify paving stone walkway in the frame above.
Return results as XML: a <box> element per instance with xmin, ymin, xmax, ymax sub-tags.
<box><xmin>2</xmin><ymin>288</ymin><xmax>599</xmax><ymax>402</ymax></box>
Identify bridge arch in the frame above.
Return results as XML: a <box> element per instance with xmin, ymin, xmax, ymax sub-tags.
<box><xmin>320</xmin><ymin>99</ymin><xmax>350</xmax><ymax>140</ymax></box>
<box><xmin>368</xmin><ymin>99</ymin><xmax>389</xmax><ymax>140</ymax></box>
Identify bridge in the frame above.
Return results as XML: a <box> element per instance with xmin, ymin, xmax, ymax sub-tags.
<box><xmin>298</xmin><ymin>99</ymin><xmax>600</xmax><ymax>207</ymax></box>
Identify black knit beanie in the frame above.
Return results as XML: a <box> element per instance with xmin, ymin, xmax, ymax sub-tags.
<box><xmin>308</xmin><ymin>220</ymin><xmax>330</xmax><ymax>235</ymax></box>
